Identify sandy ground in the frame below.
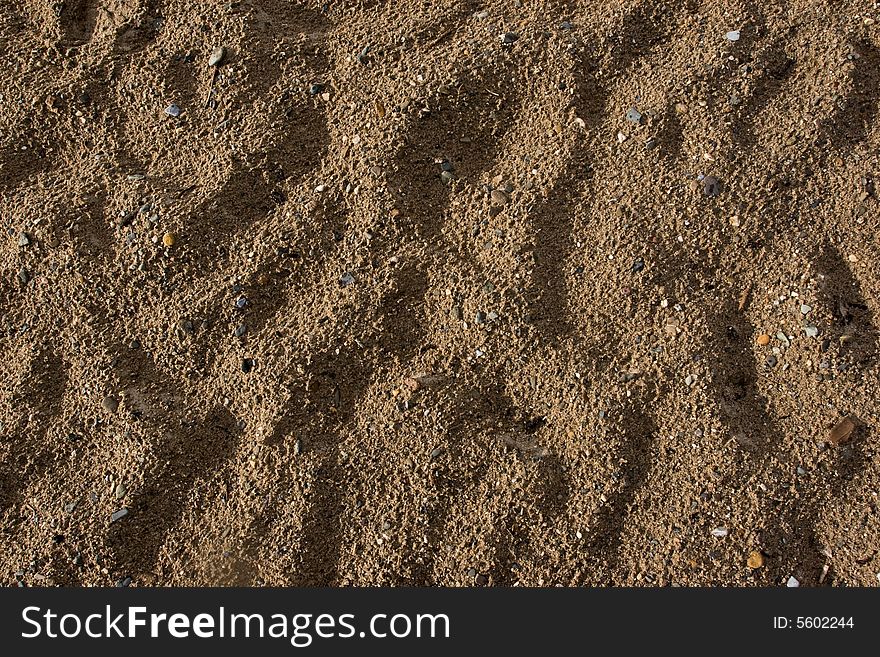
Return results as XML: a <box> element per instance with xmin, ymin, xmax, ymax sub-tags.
<box><xmin>1</xmin><ymin>0</ymin><xmax>879</xmax><ymax>587</ymax></box>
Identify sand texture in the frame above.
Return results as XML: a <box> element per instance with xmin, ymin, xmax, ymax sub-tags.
<box><xmin>1</xmin><ymin>0</ymin><xmax>879</xmax><ymax>587</ymax></box>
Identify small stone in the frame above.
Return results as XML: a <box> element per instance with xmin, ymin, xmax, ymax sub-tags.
<box><xmin>828</xmin><ymin>417</ymin><xmax>855</xmax><ymax>445</ymax></box>
<box><xmin>804</xmin><ymin>325</ymin><xmax>819</xmax><ymax>338</ymax></box>
<box><xmin>626</xmin><ymin>107</ymin><xmax>643</xmax><ymax>124</ymax></box>
<box><xmin>309</xmin><ymin>83</ymin><xmax>324</xmax><ymax>95</ymax></box>
<box><xmin>756</xmin><ymin>334</ymin><xmax>771</xmax><ymax>346</ymax></box>
<box><xmin>294</xmin><ymin>438</ymin><xmax>303</xmax><ymax>455</ymax></box>
<box><xmin>786</xmin><ymin>575</ymin><xmax>800</xmax><ymax>588</ymax></box>
<box><xmin>339</xmin><ymin>272</ymin><xmax>355</xmax><ymax>286</ymax></box>
<box><xmin>747</xmin><ymin>551</ymin><xmax>764</xmax><ymax>569</ymax></box>
<box><xmin>430</xmin><ymin>447</ymin><xmax>443</xmax><ymax>459</ymax></box>
<box><xmin>162</xmin><ymin>232</ymin><xmax>176</xmax><ymax>247</ymax></box>
<box><xmin>501</xmin><ymin>32</ymin><xmax>518</xmax><ymax>45</ymax></box>
<box><xmin>475</xmin><ymin>311</ymin><xmax>487</xmax><ymax>325</ymax></box>
<box><xmin>726</xmin><ymin>30</ymin><xmax>741</xmax><ymax>41</ymax></box>
<box><xmin>711</xmin><ymin>527</ymin><xmax>728</xmax><ymax>537</ymax></box>
<box><xmin>116</xmin><ymin>576</ymin><xmax>132</xmax><ymax>588</ymax></box>
<box><xmin>381</xmin><ymin>521</ymin><xmax>392</xmax><ymax>531</ymax></box>
<box><xmin>800</xmin><ymin>304</ymin><xmax>812</xmax><ymax>315</ymax></box>
<box><xmin>242</xmin><ymin>358</ymin><xmax>255</xmax><ymax>374</ymax></box>
<box><xmin>490</xmin><ymin>190</ymin><xmax>509</xmax><ymax>206</ymax></box>
<box><xmin>475</xmin><ymin>574</ymin><xmax>488</xmax><ymax>585</ymax></box>
<box><xmin>631</xmin><ymin>258</ymin><xmax>645</xmax><ymax>273</ymax></box>
<box><xmin>165</xmin><ymin>104</ymin><xmax>181</xmax><ymax>118</ymax></box>
<box><xmin>765</xmin><ymin>355</ymin><xmax>778</xmax><ymax>368</ymax></box>
<box><xmin>235</xmin><ymin>297</ymin><xmax>248</xmax><ymax>309</ymax></box>
<box><xmin>234</xmin><ymin>323</ymin><xmax>247</xmax><ymax>338</ymax></box>
<box><xmin>440</xmin><ymin>170</ymin><xmax>455</xmax><ymax>185</ymax></box>
<box><xmin>110</xmin><ymin>508</ymin><xmax>129</xmax><ymax>523</ymax></box>
<box><xmin>114</xmin><ymin>483</ymin><xmax>127</xmax><ymax>500</ymax></box>
<box><xmin>17</xmin><ymin>268</ymin><xmax>30</xmax><ymax>285</ymax></box>
<box><xmin>702</xmin><ymin>176</ymin><xmax>721</xmax><ymax>197</ymax></box>
<box><xmin>102</xmin><ymin>395</ymin><xmax>119</xmax><ymax>413</ymax></box>
<box><xmin>208</xmin><ymin>46</ymin><xmax>227</xmax><ymax>67</ymax></box>
<box><xmin>18</xmin><ymin>232</ymin><xmax>30</xmax><ymax>247</ymax></box>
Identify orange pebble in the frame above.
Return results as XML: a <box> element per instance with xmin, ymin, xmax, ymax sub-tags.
<box><xmin>747</xmin><ymin>551</ymin><xmax>764</xmax><ymax>569</ymax></box>
<box><xmin>756</xmin><ymin>334</ymin><xmax>770</xmax><ymax>346</ymax></box>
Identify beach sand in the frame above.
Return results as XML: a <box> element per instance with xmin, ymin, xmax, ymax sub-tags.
<box><xmin>1</xmin><ymin>0</ymin><xmax>878</xmax><ymax>586</ymax></box>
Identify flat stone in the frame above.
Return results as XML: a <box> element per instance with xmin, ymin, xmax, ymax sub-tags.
<box><xmin>165</xmin><ymin>104</ymin><xmax>181</xmax><ymax>118</ymax></box>
<box><xmin>110</xmin><ymin>508</ymin><xmax>129</xmax><ymax>523</ymax></box>
<box><xmin>209</xmin><ymin>46</ymin><xmax>227</xmax><ymax>67</ymax></box>
<box><xmin>102</xmin><ymin>395</ymin><xmax>119</xmax><ymax>413</ymax></box>
<box><xmin>490</xmin><ymin>190</ymin><xmax>509</xmax><ymax>205</ymax></box>
<box><xmin>18</xmin><ymin>232</ymin><xmax>30</xmax><ymax>247</ymax></box>
<box><xmin>702</xmin><ymin>175</ymin><xmax>721</xmax><ymax>197</ymax></box>
<box><xmin>626</xmin><ymin>107</ymin><xmax>643</xmax><ymax>124</ymax></box>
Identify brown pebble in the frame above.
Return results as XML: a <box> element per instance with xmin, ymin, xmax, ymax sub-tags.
<box><xmin>375</xmin><ymin>100</ymin><xmax>386</xmax><ymax>118</ymax></box>
<box><xmin>756</xmin><ymin>334</ymin><xmax>770</xmax><ymax>346</ymax></box>
<box><xmin>828</xmin><ymin>417</ymin><xmax>855</xmax><ymax>445</ymax></box>
<box><xmin>102</xmin><ymin>395</ymin><xmax>119</xmax><ymax>413</ymax></box>
<box><xmin>490</xmin><ymin>190</ymin><xmax>509</xmax><ymax>206</ymax></box>
<box><xmin>747</xmin><ymin>551</ymin><xmax>764</xmax><ymax>570</ymax></box>
<box><xmin>162</xmin><ymin>232</ymin><xmax>176</xmax><ymax>247</ymax></box>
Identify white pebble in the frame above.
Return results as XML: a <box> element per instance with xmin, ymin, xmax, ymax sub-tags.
<box><xmin>786</xmin><ymin>576</ymin><xmax>800</xmax><ymax>587</ymax></box>
<box><xmin>711</xmin><ymin>527</ymin><xmax>728</xmax><ymax>537</ymax></box>
<box><xmin>726</xmin><ymin>30</ymin><xmax>741</xmax><ymax>41</ymax></box>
